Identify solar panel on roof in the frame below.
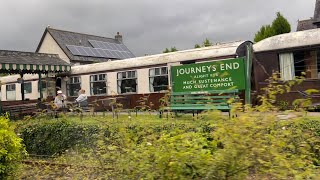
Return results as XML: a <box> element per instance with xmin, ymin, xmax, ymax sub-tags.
<box><xmin>66</xmin><ymin>45</ymin><xmax>82</xmax><ymax>56</ymax></box>
<box><xmin>90</xmin><ymin>48</ymin><xmax>103</xmax><ymax>58</ymax></box>
<box><xmin>67</xmin><ymin>40</ymin><xmax>134</xmax><ymax>59</ymax></box>
<box><xmin>107</xmin><ymin>50</ymin><xmax>117</xmax><ymax>58</ymax></box>
<box><xmin>74</xmin><ymin>47</ymin><xmax>86</xmax><ymax>56</ymax></box>
<box><xmin>89</xmin><ymin>40</ymin><xmax>135</xmax><ymax>58</ymax></box>
<box><xmin>83</xmin><ymin>47</ymin><xmax>95</xmax><ymax>56</ymax></box>
<box><xmin>118</xmin><ymin>44</ymin><xmax>127</xmax><ymax>51</ymax></box>
<box><xmin>103</xmin><ymin>49</ymin><xmax>111</xmax><ymax>58</ymax></box>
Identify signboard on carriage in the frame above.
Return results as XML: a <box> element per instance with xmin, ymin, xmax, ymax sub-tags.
<box><xmin>171</xmin><ymin>58</ymin><xmax>246</xmax><ymax>92</ymax></box>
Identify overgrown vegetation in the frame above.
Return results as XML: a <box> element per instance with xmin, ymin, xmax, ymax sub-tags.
<box><xmin>0</xmin><ymin>115</ymin><xmax>26</xmax><ymax>179</ymax></box>
<box><xmin>4</xmin><ymin>72</ymin><xmax>320</xmax><ymax>179</ymax></box>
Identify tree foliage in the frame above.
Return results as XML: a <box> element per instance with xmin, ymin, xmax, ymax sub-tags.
<box><xmin>0</xmin><ymin>115</ymin><xmax>26</xmax><ymax>179</ymax></box>
<box><xmin>203</xmin><ymin>38</ymin><xmax>213</xmax><ymax>47</ymax></box>
<box><xmin>163</xmin><ymin>47</ymin><xmax>178</xmax><ymax>53</ymax></box>
<box><xmin>194</xmin><ymin>44</ymin><xmax>201</xmax><ymax>48</ymax></box>
<box><xmin>194</xmin><ymin>38</ymin><xmax>213</xmax><ymax>48</ymax></box>
<box><xmin>254</xmin><ymin>12</ymin><xmax>291</xmax><ymax>42</ymax></box>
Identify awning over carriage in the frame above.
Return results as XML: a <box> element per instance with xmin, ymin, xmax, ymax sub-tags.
<box><xmin>0</xmin><ymin>50</ymin><xmax>71</xmax><ymax>105</ymax></box>
<box><xmin>0</xmin><ymin>50</ymin><xmax>70</xmax><ymax>74</ymax></box>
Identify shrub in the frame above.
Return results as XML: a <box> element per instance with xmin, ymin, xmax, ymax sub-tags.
<box><xmin>20</xmin><ymin>120</ymin><xmax>100</xmax><ymax>156</ymax></box>
<box><xmin>0</xmin><ymin>115</ymin><xmax>26</xmax><ymax>179</ymax></box>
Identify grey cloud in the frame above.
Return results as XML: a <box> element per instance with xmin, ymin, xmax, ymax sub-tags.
<box><xmin>0</xmin><ymin>0</ymin><xmax>316</xmax><ymax>56</ymax></box>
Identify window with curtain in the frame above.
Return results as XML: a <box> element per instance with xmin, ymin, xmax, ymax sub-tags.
<box><xmin>67</xmin><ymin>76</ymin><xmax>81</xmax><ymax>96</ymax></box>
<box><xmin>90</xmin><ymin>74</ymin><xmax>107</xmax><ymax>95</ymax></box>
<box><xmin>24</xmin><ymin>82</ymin><xmax>32</xmax><ymax>94</ymax></box>
<box><xmin>279</xmin><ymin>53</ymin><xmax>295</xmax><ymax>81</ymax></box>
<box><xmin>117</xmin><ymin>71</ymin><xmax>137</xmax><ymax>94</ymax></box>
<box><xmin>149</xmin><ymin>67</ymin><xmax>168</xmax><ymax>92</ymax></box>
<box><xmin>6</xmin><ymin>84</ymin><xmax>16</xmax><ymax>100</ymax></box>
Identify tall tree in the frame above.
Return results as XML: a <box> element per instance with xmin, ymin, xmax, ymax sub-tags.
<box><xmin>254</xmin><ymin>12</ymin><xmax>291</xmax><ymax>42</ymax></box>
<box><xmin>203</xmin><ymin>38</ymin><xmax>213</xmax><ymax>47</ymax></box>
<box><xmin>170</xmin><ymin>47</ymin><xmax>178</xmax><ymax>52</ymax></box>
<box><xmin>271</xmin><ymin>12</ymin><xmax>291</xmax><ymax>35</ymax></box>
<box><xmin>194</xmin><ymin>44</ymin><xmax>201</xmax><ymax>48</ymax></box>
<box><xmin>163</xmin><ymin>47</ymin><xmax>178</xmax><ymax>53</ymax></box>
<box><xmin>163</xmin><ymin>48</ymin><xmax>170</xmax><ymax>53</ymax></box>
<box><xmin>194</xmin><ymin>38</ymin><xmax>213</xmax><ymax>49</ymax></box>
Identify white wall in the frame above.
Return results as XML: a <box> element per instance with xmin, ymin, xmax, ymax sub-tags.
<box><xmin>107</xmin><ymin>72</ymin><xmax>118</xmax><ymax>95</ymax></box>
<box><xmin>16</xmin><ymin>83</ymin><xmax>22</xmax><ymax>100</ymax></box>
<box><xmin>137</xmin><ymin>68</ymin><xmax>149</xmax><ymax>94</ymax></box>
<box><xmin>37</xmin><ymin>32</ymin><xmax>70</xmax><ymax>63</ymax></box>
<box><xmin>81</xmin><ymin>75</ymin><xmax>90</xmax><ymax>96</ymax></box>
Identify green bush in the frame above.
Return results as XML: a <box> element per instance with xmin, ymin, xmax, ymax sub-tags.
<box><xmin>20</xmin><ymin>120</ymin><xmax>100</xmax><ymax>156</ymax></box>
<box><xmin>0</xmin><ymin>115</ymin><xmax>25</xmax><ymax>179</ymax></box>
<box><xmin>15</xmin><ymin>113</ymin><xmax>320</xmax><ymax>179</ymax></box>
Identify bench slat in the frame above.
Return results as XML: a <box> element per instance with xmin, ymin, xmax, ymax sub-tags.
<box><xmin>171</xmin><ymin>89</ymin><xmax>239</xmax><ymax>95</ymax></box>
<box><xmin>171</xmin><ymin>95</ymin><xmax>238</xmax><ymax>100</ymax></box>
<box><xmin>166</xmin><ymin>106</ymin><xmax>231</xmax><ymax>110</ymax></box>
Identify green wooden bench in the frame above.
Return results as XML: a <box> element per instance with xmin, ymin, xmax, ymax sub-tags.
<box><xmin>160</xmin><ymin>89</ymin><xmax>240</xmax><ymax>117</ymax></box>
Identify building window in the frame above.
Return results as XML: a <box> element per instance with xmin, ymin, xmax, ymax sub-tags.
<box><xmin>279</xmin><ymin>50</ymin><xmax>320</xmax><ymax>80</ymax></box>
<box><xmin>6</xmin><ymin>84</ymin><xmax>16</xmax><ymax>100</ymax></box>
<box><xmin>117</xmin><ymin>71</ymin><xmax>137</xmax><ymax>94</ymax></box>
<box><xmin>149</xmin><ymin>67</ymin><xmax>168</xmax><ymax>92</ymax></box>
<box><xmin>90</xmin><ymin>74</ymin><xmax>107</xmax><ymax>95</ymax></box>
<box><xmin>38</xmin><ymin>80</ymin><xmax>47</xmax><ymax>92</ymax></box>
<box><xmin>67</xmin><ymin>76</ymin><xmax>81</xmax><ymax>96</ymax></box>
<box><xmin>24</xmin><ymin>82</ymin><xmax>32</xmax><ymax>94</ymax></box>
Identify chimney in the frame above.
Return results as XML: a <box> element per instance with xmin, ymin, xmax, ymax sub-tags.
<box><xmin>313</xmin><ymin>0</ymin><xmax>320</xmax><ymax>27</ymax></box>
<box><xmin>115</xmin><ymin>32</ymin><xmax>123</xmax><ymax>43</ymax></box>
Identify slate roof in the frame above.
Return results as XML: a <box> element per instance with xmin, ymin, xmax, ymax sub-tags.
<box><xmin>314</xmin><ymin>0</ymin><xmax>320</xmax><ymax>25</ymax></box>
<box><xmin>36</xmin><ymin>27</ymin><xmax>134</xmax><ymax>63</ymax></box>
<box><xmin>0</xmin><ymin>50</ymin><xmax>69</xmax><ymax>66</ymax></box>
<box><xmin>297</xmin><ymin>19</ymin><xmax>317</xmax><ymax>31</ymax></box>
<box><xmin>297</xmin><ymin>0</ymin><xmax>320</xmax><ymax>31</ymax></box>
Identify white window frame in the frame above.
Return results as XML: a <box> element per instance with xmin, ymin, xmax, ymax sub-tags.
<box><xmin>149</xmin><ymin>66</ymin><xmax>168</xmax><ymax>92</ymax></box>
<box><xmin>117</xmin><ymin>70</ymin><xmax>137</xmax><ymax>94</ymax></box>
<box><xmin>67</xmin><ymin>76</ymin><xmax>81</xmax><ymax>96</ymax></box>
<box><xmin>23</xmin><ymin>82</ymin><xmax>32</xmax><ymax>94</ymax></box>
<box><xmin>90</xmin><ymin>73</ymin><xmax>107</xmax><ymax>95</ymax></box>
<box><xmin>6</xmin><ymin>84</ymin><xmax>16</xmax><ymax>100</ymax></box>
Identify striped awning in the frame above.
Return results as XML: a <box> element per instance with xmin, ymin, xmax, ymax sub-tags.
<box><xmin>1</xmin><ymin>63</ymin><xmax>71</xmax><ymax>72</ymax></box>
<box><xmin>0</xmin><ymin>50</ymin><xmax>71</xmax><ymax>74</ymax></box>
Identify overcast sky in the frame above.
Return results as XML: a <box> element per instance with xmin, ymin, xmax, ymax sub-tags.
<box><xmin>0</xmin><ymin>0</ymin><xmax>316</xmax><ymax>56</ymax></box>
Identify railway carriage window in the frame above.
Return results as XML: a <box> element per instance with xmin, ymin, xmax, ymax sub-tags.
<box><xmin>293</xmin><ymin>51</ymin><xmax>305</xmax><ymax>77</ymax></box>
<box><xmin>24</xmin><ymin>82</ymin><xmax>32</xmax><ymax>94</ymax></box>
<box><xmin>38</xmin><ymin>80</ymin><xmax>47</xmax><ymax>92</ymax></box>
<box><xmin>279</xmin><ymin>53</ymin><xmax>295</xmax><ymax>81</ymax></box>
<box><xmin>117</xmin><ymin>71</ymin><xmax>137</xmax><ymax>94</ymax></box>
<box><xmin>181</xmin><ymin>60</ymin><xmax>196</xmax><ymax>65</ymax></box>
<box><xmin>90</xmin><ymin>74</ymin><xmax>107</xmax><ymax>95</ymax></box>
<box><xmin>280</xmin><ymin>50</ymin><xmax>319</xmax><ymax>80</ymax></box>
<box><xmin>149</xmin><ymin>67</ymin><xmax>168</xmax><ymax>92</ymax></box>
<box><xmin>6</xmin><ymin>84</ymin><xmax>16</xmax><ymax>101</ymax></box>
<box><xmin>67</xmin><ymin>77</ymin><xmax>81</xmax><ymax>96</ymax></box>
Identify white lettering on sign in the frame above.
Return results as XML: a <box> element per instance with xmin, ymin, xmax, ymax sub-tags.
<box><xmin>220</xmin><ymin>62</ymin><xmax>240</xmax><ymax>71</ymax></box>
<box><xmin>177</xmin><ymin>65</ymin><xmax>217</xmax><ymax>76</ymax></box>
